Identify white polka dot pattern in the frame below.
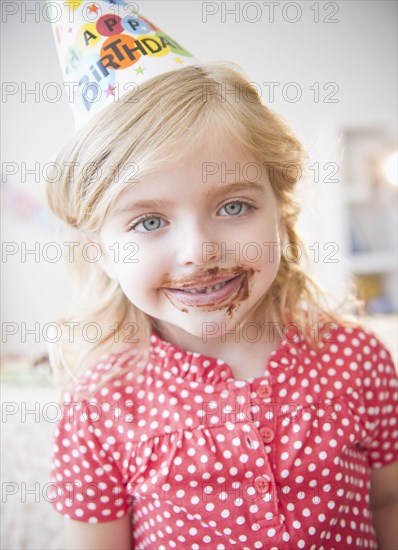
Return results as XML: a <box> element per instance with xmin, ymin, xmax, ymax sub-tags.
<box><xmin>49</xmin><ymin>324</ymin><xmax>398</xmax><ymax>549</ymax></box>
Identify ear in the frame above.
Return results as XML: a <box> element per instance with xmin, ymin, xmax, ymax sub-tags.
<box><xmin>83</xmin><ymin>233</ymin><xmax>118</xmax><ymax>280</ymax></box>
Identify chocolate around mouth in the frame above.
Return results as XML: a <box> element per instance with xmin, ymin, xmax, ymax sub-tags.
<box><xmin>166</xmin><ymin>274</ymin><xmax>239</xmax><ymax>292</ymax></box>
<box><xmin>159</xmin><ymin>266</ymin><xmax>245</xmax><ymax>291</ymax></box>
<box><xmin>161</xmin><ymin>271</ymin><xmax>251</xmax><ymax>315</ymax></box>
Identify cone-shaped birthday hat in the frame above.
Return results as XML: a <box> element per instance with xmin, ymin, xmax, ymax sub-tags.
<box><xmin>49</xmin><ymin>0</ymin><xmax>200</xmax><ymax>129</ymax></box>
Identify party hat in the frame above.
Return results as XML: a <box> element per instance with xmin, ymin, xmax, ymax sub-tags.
<box><xmin>48</xmin><ymin>0</ymin><xmax>200</xmax><ymax>129</ymax></box>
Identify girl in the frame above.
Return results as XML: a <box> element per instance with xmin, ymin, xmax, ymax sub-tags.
<box><xmin>46</xmin><ymin>63</ymin><xmax>398</xmax><ymax>549</ymax></box>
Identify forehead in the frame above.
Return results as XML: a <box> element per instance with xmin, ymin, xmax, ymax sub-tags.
<box><xmin>112</xmin><ymin>135</ymin><xmax>268</xmax><ymax>207</ymax></box>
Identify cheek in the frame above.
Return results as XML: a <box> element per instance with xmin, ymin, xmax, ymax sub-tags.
<box><xmin>250</xmin><ymin>244</ymin><xmax>281</xmax><ymax>301</ymax></box>
<box><xmin>116</xmin><ymin>272</ymin><xmax>160</xmax><ymax>313</ymax></box>
<box><xmin>110</xmin><ymin>249</ymin><xmax>166</xmax><ymax>304</ymax></box>
<box><xmin>101</xmin><ymin>230</ymin><xmax>162</xmax><ymax>280</ymax></box>
<box><xmin>241</xmin><ymin>216</ymin><xmax>281</xmax><ymax>268</ymax></box>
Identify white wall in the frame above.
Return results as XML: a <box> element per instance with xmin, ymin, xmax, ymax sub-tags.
<box><xmin>2</xmin><ymin>0</ymin><xmax>397</xmax><ymax>356</ymax></box>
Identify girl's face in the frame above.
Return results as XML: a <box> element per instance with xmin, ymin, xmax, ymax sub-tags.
<box><xmin>98</xmin><ymin>133</ymin><xmax>284</xmax><ymax>341</ymax></box>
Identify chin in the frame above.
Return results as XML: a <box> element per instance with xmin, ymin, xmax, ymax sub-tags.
<box><xmin>179</xmin><ymin>311</ymin><xmax>247</xmax><ymax>342</ymax></box>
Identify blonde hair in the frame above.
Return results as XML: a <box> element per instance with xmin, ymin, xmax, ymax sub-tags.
<box><xmin>45</xmin><ymin>62</ymin><xmax>358</xmax><ymax>393</ymax></box>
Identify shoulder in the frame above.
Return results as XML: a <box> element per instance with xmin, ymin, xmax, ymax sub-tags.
<box><xmin>299</xmin><ymin>320</ymin><xmax>397</xmax><ymax>392</ymax></box>
<box><xmin>62</xmin><ymin>346</ymin><xmax>149</xmax><ymax>403</ymax></box>
<box><xmin>318</xmin><ymin>321</ymin><xmax>398</xmax><ymax>404</ymax></box>
<box><xmin>53</xmin><ymin>347</ymin><xmax>154</xmax><ymax>452</ymax></box>
<box><xmin>314</xmin><ymin>320</ymin><xmax>395</xmax><ymax>366</ymax></box>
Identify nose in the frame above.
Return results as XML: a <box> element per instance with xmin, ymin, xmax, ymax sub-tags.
<box><xmin>175</xmin><ymin>219</ymin><xmax>221</xmax><ymax>266</ymax></box>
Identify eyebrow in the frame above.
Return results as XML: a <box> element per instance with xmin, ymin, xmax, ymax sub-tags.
<box><xmin>110</xmin><ymin>181</ymin><xmax>266</xmax><ymax>218</ymax></box>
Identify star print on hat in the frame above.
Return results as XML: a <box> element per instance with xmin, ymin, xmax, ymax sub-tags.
<box><xmin>49</xmin><ymin>0</ymin><xmax>200</xmax><ymax>129</ymax></box>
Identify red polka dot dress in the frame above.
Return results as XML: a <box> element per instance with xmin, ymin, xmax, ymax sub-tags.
<box><xmin>49</xmin><ymin>324</ymin><xmax>398</xmax><ymax>549</ymax></box>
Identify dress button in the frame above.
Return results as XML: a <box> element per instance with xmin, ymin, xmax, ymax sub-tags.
<box><xmin>257</xmin><ymin>385</ymin><xmax>272</xmax><ymax>398</ymax></box>
<box><xmin>259</xmin><ymin>427</ymin><xmax>275</xmax><ymax>443</ymax></box>
<box><xmin>254</xmin><ymin>475</ymin><xmax>271</xmax><ymax>494</ymax></box>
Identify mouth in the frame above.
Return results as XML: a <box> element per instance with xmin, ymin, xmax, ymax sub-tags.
<box><xmin>161</xmin><ymin>273</ymin><xmax>246</xmax><ymax>307</ymax></box>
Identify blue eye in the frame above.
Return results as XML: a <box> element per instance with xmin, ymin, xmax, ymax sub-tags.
<box><xmin>219</xmin><ymin>201</ymin><xmax>254</xmax><ymax>216</ymax></box>
<box><xmin>128</xmin><ymin>215</ymin><xmax>165</xmax><ymax>233</ymax></box>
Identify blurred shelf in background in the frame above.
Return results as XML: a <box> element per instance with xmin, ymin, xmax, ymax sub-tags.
<box><xmin>341</xmin><ymin>127</ymin><xmax>397</xmax><ymax>314</ymax></box>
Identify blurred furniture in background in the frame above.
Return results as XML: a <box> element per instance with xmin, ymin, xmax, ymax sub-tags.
<box><xmin>342</xmin><ymin>128</ymin><xmax>397</xmax><ymax>314</ymax></box>
<box><xmin>1</xmin><ymin>358</ymin><xmax>65</xmax><ymax>550</ymax></box>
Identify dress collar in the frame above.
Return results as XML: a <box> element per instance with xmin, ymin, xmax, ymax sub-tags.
<box><xmin>147</xmin><ymin>326</ymin><xmax>307</xmax><ymax>384</ymax></box>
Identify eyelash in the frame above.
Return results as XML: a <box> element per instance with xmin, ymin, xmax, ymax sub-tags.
<box><xmin>127</xmin><ymin>200</ymin><xmax>257</xmax><ymax>233</ymax></box>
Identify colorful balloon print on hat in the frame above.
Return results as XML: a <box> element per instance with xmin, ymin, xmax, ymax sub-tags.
<box><xmin>49</xmin><ymin>0</ymin><xmax>200</xmax><ymax>129</ymax></box>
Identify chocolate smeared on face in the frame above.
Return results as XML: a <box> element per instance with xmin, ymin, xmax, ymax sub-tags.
<box><xmin>225</xmin><ymin>267</ymin><xmax>257</xmax><ymax>318</ymax></box>
<box><xmin>159</xmin><ymin>266</ymin><xmax>243</xmax><ymax>290</ymax></box>
<box><xmin>160</xmin><ymin>266</ymin><xmax>256</xmax><ymax>315</ymax></box>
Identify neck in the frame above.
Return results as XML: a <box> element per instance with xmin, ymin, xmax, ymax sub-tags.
<box><xmin>153</xmin><ymin>317</ymin><xmax>282</xmax><ymax>380</ymax></box>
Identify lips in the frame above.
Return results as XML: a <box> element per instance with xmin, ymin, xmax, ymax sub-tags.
<box><xmin>165</xmin><ymin>273</ymin><xmax>240</xmax><ymax>291</ymax></box>
<box><xmin>162</xmin><ymin>273</ymin><xmax>246</xmax><ymax>307</ymax></box>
